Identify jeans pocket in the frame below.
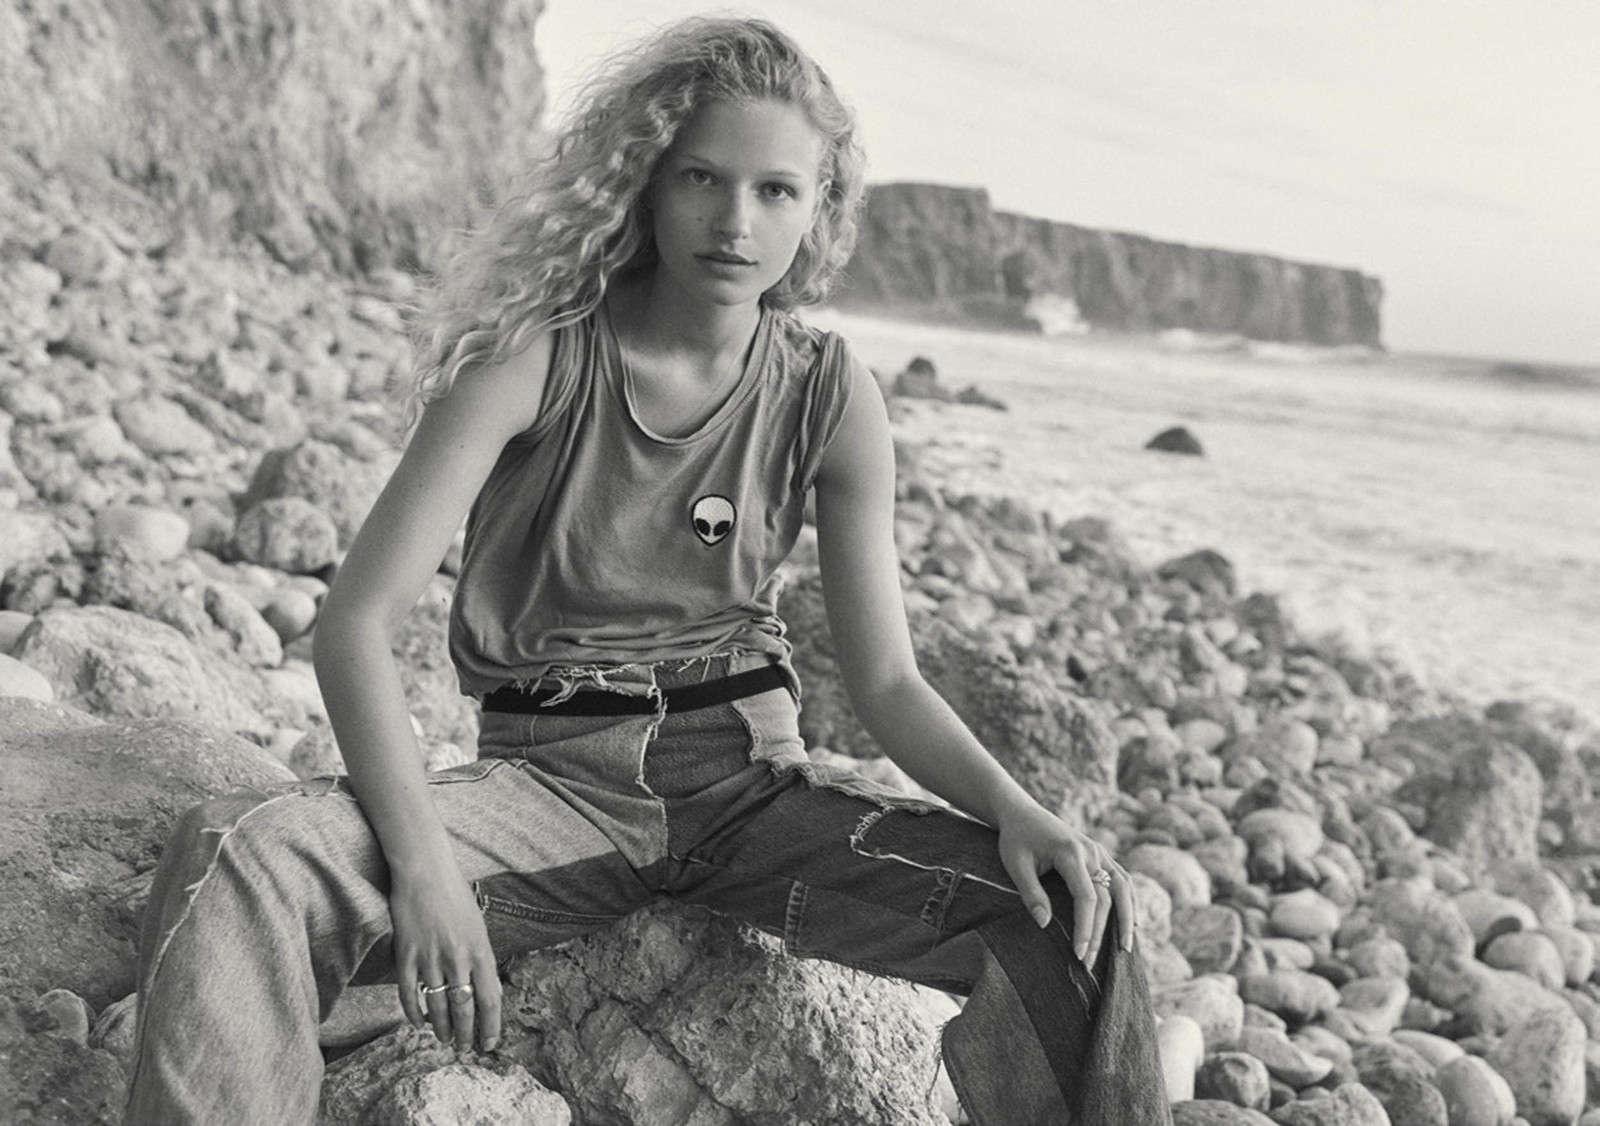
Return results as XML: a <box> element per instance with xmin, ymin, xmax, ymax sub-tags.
<box><xmin>474</xmin><ymin>888</ymin><xmax>626</xmax><ymax>955</ymax></box>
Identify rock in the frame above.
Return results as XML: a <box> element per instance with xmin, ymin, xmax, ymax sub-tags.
<box><xmin>1330</xmin><ymin>978</ymin><xmax>1409</xmax><ymax>1040</ymax></box>
<box><xmin>1433</xmin><ymin>1055</ymin><xmax>1516</xmax><ymax>1126</ymax></box>
<box><xmin>1480</xmin><ymin>931</ymin><xmax>1567</xmax><ymax>992</ymax></box>
<box><xmin>262</xmin><ymin>586</ymin><xmax>321</xmax><ymax>643</ymax></box>
<box><xmin>37</xmin><ymin>988</ymin><xmax>92</xmax><ymax>1046</ymax></box>
<box><xmin>1126</xmin><ymin>844</ymin><xmax>1213</xmax><ymax>909</ymax></box>
<box><xmin>1238</xmin><ymin>970</ymin><xmax>1342</xmax><ymax>1026</ymax></box>
<box><xmin>1154</xmin><ymin>975</ymin><xmax>1248</xmax><ymax>1051</ymax></box>
<box><xmin>1237</xmin><ymin>809</ymin><xmax>1324</xmax><ymax>864</ymax></box>
<box><xmin>1197</xmin><ymin>1053</ymin><xmax>1273</xmax><ymax>1110</ymax></box>
<box><xmin>0</xmin><ymin>652</ymin><xmax>53</xmax><ymax>702</ymax></box>
<box><xmin>1229</xmin><ymin>721</ymin><xmax>1320</xmax><ymax>781</ymax></box>
<box><xmin>0</xmin><ymin>698</ymin><xmax>290</xmax><ymax>1007</ymax></box>
<box><xmin>320</xmin><ymin>1025</ymin><xmax>571</xmax><ymax>1126</ymax></box>
<box><xmin>1351</xmin><ymin>1041</ymin><xmax>1446</xmax><ymax>1126</ymax></box>
<box><xmin>1540</xmin><ymin>925</ymin><xmax>1596</xmax><ymax>987</ymax></box>
<box><xmin>242</xmin><ymin>439</ymin><xmax>397</xmax><ymax>547</ymax></box>
<box><xmin>892</xmin><ymin>356</ymin><xmax>950</xmax><ymax>401</ymax></box>
<box><xmin>1365</xmin><ymin>879</ymin><xmax>1474</xmax><ymax>968</ymax></box>
<box><xmin>1486</xmin><ymin>1007</ymin><xmax>1586</xmax><ymax>1126</ymax></box>
<box><xmin>1486</xmin><ymin>859</ymin><xmax>1576</xmax><ymax>930</ymax></box>
<box><xmin>1158</xmin><ymin>549</ymin><xmax>1237</xmax><ymax>600</ymax></box>
<box><xmin>1173</xmin><ymin>904</ymin><xmax>1246</xmax><ymax>975</ymax></box>
<box><xmin>1161</xmin><ymin>1014</ymin><xmax>1208</xmax><ymax>1102</ymax></box>
<box><xmin>1420</xmin><ymin>954</ymin><xmax>1569</xmax><ymax>1038</ymax></box>
<box><xmin>1270</xmin><ymin>890</ymin><xmax>1342</xmax><ymax>942</ymax></box>
<box><xmin>1267</xmin><ymin>1083</ymin><xmax>1391</xmax><ymax>1126</ymax></box>
<box><xmin>232</xmin><ymin>496</ymin><xmax>340</xmax><ymax>574</ymax></box>
<box><xmin>1173</xmin><ymin>1102</ymin><xmax>1278</xmax><ymax>1126</ymax></box>
<box><xmin>0</xmin><ymin>992</ymin><xmax>127</xmax><ymax>1126</ymax></box>
<box><xmin>88</xmin><ymin>993</ymin><xmax>139</xmax><ymax>1068</ymax></box>
<box><xmin>92</xmin><ymin>503</ymin><xmax>191</xmax><ymax>562</ymax></box>
<box><xmin>500</xmin><ymin>903</ymin><xmax>949</xmax><ymax>1125</ymax></box>
<box><xmin>1387</xmin><ymin>1031</ymin><xmax>1460</xmax><ymax>1070</ymax></box>
<box><xmin>205</xmin><ymin>582</ymin><xmax>284</xmax><ymax>668</ymax></box>
<box><xmin>1235</xmin><ymin>1025</ymin><xmax>1333</xmax><ymax>1087</ymax></box>
<box><xmin>16</xmin><ymin>604</ymin><xmax>281</xmax><ymax>738</ymax></box>
<box><xmin>1146</xmin><ymin>426</ymin><xmax>1206</xmax><ymax>456</ymax></box>
<box><xmin>1345</xmin><ymin>937</ymin><xmax>1410</xmax><ymax>982</ymax></box>
<box><xmin>1390</xmin><ymin>723</ymin><xmax>1544</xmax><ymax>875</ymax></box>
<box><xmin>113</xmin><ymin>394</ymin><xmax>217</xmax><ymax>457</ymax></box>
<box><xmin>1452</xmin><ymin>888</ymin><xmax>1540</xmax><ymax>947</ymax></box>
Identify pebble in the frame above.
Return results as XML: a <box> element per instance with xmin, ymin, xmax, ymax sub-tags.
<box><xmin>1387</xmin><ymin>1031</ymin><xmax>1461</xmax><ymax>1069</ymax></box>
<box><xmin>0</xmin><ymin>652</ymin><xmax>54</xmax><ymax>702</ymax></box>
<box><xmin>1195</xmin><ymin>1052</ymin><xmax>1272</xmax><ymax>1110</ymax></box>
<box><xmin>233</xmin><ymin>496</ymin><xmax>340</xmax><ymax>574</ymax></box>
<box><xmin>1538</xmin><ymin>924</ymin><xmax>1596</xmax><ymax>987</ymax></box>
<box><xmin>1236</xmin><ymin>808</ymin><xmax>1324</xmax><ymax>864</ymax></box>
<box><xmin>261</xmin><ymin>586</ymin><xmax>320</xmax><ymax>643</ymax></box>
<box><xmin>38</xmin><ymin>988</ymin><xmax>92</xmax><ymax>1045</ymax></box>
<box><xmin>1159</xmin><ymin>1014</ymin><xmax>1206</xmax><ymax>1102</ymax></box>
<box><xmin>1234</xmin><ymin>1025</ymin><xmax>1332</xmax><ymax>1086</ymax></box>
<box><xmin>1330</xmin><ymin>977</ymin><xmax>1409</xmax><ymax>1039</ymax></box>
<box><xmin>1173</xmin><ymin>904</ymin><xmax>1245</xmax><ymax>974</ymax></box>
<box><xmin>1366</xmin><ymin>878</ymin><xmax>1474</xmax><ymax>967</ymax></box>
<box><xmin>1153</xmin><ymin>974</ymin><xmax>1246</xmax><ymax>1051</ymax></box>
<box><xmin>93</xmin><ymin>504</ymin><xmax>191</xmax><ymax>562</ymax></box>
<box><xmin>1433</xmin><ymin>1054</ymin><xmax>1516</xmax><ymax>1126</ymax></box>
<box><xmin>1345</xmin><ymin>936</ymin><xmax>1410</xmax><ymax>982</ymax></box>
<box><xmin>1124</xmin><ymin>843</ymin><xmax>1212</xmax><ymax>909</ymax></box>
<box><xmin>1487</xmin><ymin>1007</ymin><xmax>1587</xmax><ymax>1126</ymax></box>
<box><xmin>1453</xmin><ymin>887</ymin><xmax>1540</xmax><ymax>946</ymax></box>
<box><xmin>1480</xmin><ymin>931</ymin><xmax>1566</xmax><ymax>991</ymax></box>
<box><xmin>1487</xmin><ymin>859</ymin><xmax>1576</xmax><ymax>930</ymax></box>
<box><xmin>1238</xmin><ymin>969</ymin><xmax>1340</xmax><ymax>1026</ymax></box>
<box><xmin>1266</xmin><ymin>1083</ymin><xmax>1389</xmax><ymax>1126</ymax></box>
<box><xmin>1270</xmin><ymin>889</ymin><xmax>1342</xmax><ymax>941</ymax></box>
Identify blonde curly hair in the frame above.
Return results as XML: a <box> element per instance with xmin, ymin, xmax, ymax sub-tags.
<box><xmin>402</xmin><ymin>16</ymin><xmax>868</xmax><ymax>431</ymax></box>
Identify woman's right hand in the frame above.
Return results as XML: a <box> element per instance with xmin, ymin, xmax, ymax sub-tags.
<box><xmin>389</xmin><ymin>862</ymin><xmax>502</xmax><ymax>1054</ymax></box>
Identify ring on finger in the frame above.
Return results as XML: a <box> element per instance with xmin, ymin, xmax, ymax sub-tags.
<box><xmin>447</xmin><ymin>983</ymin><xmax>475</xmax><ymax>1002</ymax></box>
<box><xmin>418</xmin><ymin>981</ymin><xmax>449</xmax><ymax>1003</ymax></box>
<box><xmin>1091</xmin><ymin>868</ymin><xmax>1113</xmax><ymax>889</ymax></box>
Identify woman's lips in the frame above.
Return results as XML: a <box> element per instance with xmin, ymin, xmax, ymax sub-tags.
<box><xmin>699</xmin><ymin>252</ymin><xmax>756</xmax><ymax>266</ymax></box>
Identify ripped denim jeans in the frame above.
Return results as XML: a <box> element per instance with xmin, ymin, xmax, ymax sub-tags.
<box><xmin>126</xmin><ymin>653</ymin><xmax>1170</xmax><ymax>1125</ymax></box>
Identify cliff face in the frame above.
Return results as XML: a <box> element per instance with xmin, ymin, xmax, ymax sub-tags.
<box><xmin>838</xmin><ymin>183</ymin><xmax>1384</xmax><ymax>347</ymax></box>
<box><xmin>0</xmin><ymin>0</ymin><xmax>547</xmax><ymax>273</ymax></box>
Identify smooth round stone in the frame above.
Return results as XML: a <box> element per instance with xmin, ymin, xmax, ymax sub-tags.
<box><xmin>1236</xmin><ymin>808</ymin><xmax>1324</xmax><ymax>862</ymax></box>
<box><xmin>1267</xmin><ymin>1083</ymin><xmax>1389</xmax><ymax>1126</ymax></box>
<box><xmin>1124</xmin><ymin>843</ymin><xmax>1212</xmax><ymax>909</ymax></box>
<box><xmin>1345</xmin><ymin>936</ymin><xmax>1410</xmax><ymax>982</ymax></box>
<box><xmin>1195</xmin><ymin>1051</ymin><xmax>1272</xmax><ymax>1110</ymax></box>
<box><xmin>1170</xmin><ymin>1101</ymin><xmax>1277</xmax><ymax>1125</ymax></box>
<box><xmin>1131</xmin><ymin>870</ymin><xmax>1174</xmax><ymax>944</ymax></box>
<box><xmin>1271</xmin><ymin>889</ymin><xmax>1342</xmax><ymax>941</ymax></box>
<box><xmin>261</xmin><ymin>587</ymin><xmax>319</xmax><ymax>643</ymax></box>
<box><xmin>1389</xmin><ymin>1031</ymin><xmax>1462</xmax><ymax>1070</ymax></box>
<box><xmin>1482</xmin><ymin>931</ymin><xmax>1567</xmax><ymax>992</ymax></box>
<box><xmin>1334</xmin><ymin>977</ymin><xmax>1410</xmax><ymax>1039</ymax></box>
<box><xmin>1153</xmin><ymin>974</ymin><xmax>1246</xmax><ymax>1051</ymax></box>
<box><xmin>1173</xmin><ymin>903</ymin><xmax>1245</xmax><ymax>974</ymax></box>
<box><xmin>1238</xmin><ymin>970</ymin><xmax>1341</xmax><ymax>1026</ymax></box>
<box><xmin>1454</xmin><ymin>888</ymin><xmax>1540</xmax><ymax>946</ymax></box>
<box><xmin>1235</xmin><ymin>1025</ymin><xmax>1333</xmax><ymax>1086</ymax></box>
<box><xmin>1291</xmin><ymin>1025</ymin><xmax>1353</xmax><ymax>1066</ymax></box>
<box><xmin>38</xmin><ymin>988</ymin><xmax>92</xmax><ymax>1046</ymax></box>
<box><xmin>1539</xmin><ymin>925</ymin><xmax>1596</xmax><ymax>987</ymax></box>
<box><xmin>93</xmin><ymin>504</ymin><xmax>190</xmax><ymax>562</ymax></box>
<box><xmin>1177</xmin><ymin>718</ymin><xmax>1229</xmax><ymax>754</ymax></box>
<box><xmin>1159</xmin><ymin>1014</ymin><xmax>1206</xmax><ymax>1102</ymax></box>
<box><xmin>1487</xmin><ymin>1007</ymin><xmax>1586</xmax><ymax>1126</ymax></box>
<box><xmin>1434</xmin><ymin>1054</ymin><xmax>1515</xmax><ymax>1126</ymax></box>
<box><xmin>1144</xmin><ymin>937</ymin><xmax>1198</xmax><ymax>988</ymax></box>
<box><xmin>1488</xmin><ymin>860</ymin><xmax>1577</xmax><ymax>930</ymax></box>
<box><xmin>1366</xmin><ymin>878</ymin><xmax>1475</xmax><ymax>967</ymax></box>
<box><xmin>1257</xmin><ymin>938</ymin><xmax>1316</xmax><ymax>971</ymax></box>
<box><xmin>0</xmin><ymin>652</ymin><xmax>54</xmax><ymax>702</ymax></box>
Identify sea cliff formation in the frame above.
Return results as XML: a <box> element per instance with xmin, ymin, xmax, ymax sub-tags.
<box><xmin>0</xmin><ymin>0</ymin><xmax>547</xmax><ymax>273</ymax></box>
<box><xmin>837</xmin><ymin>183</ymin><xmax>1385</xmax><ymax>348</ymax></box>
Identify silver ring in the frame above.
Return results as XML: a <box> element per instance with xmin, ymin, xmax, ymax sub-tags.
<box><xmin>1091</xmin><ymin>868</ymin><xmax>1113</xmax><ymax>889</ymax></box>
<box><xmin>447</xmin><ymin>983</ymin><xmax>475</xmax><ymax>1001</ymax></box>
<box><xmin>418</xmin><ymin>982</ymin><xmax>449</xmax><ymax>999</ymax></box>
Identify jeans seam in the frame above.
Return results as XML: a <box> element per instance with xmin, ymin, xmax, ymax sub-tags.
<box><xmin>475</xmin><ymin>889</ymin><xmax>626</xmax><ymax>927</ymax></box>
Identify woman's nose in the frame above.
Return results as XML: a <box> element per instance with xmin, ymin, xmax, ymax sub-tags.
<box><xmin>714</xmin><ymin>190</ymin><xmax>752</xmax><ymax>238</ymax></box>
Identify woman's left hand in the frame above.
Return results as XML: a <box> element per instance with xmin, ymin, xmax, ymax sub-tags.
<box><xmin>996</xmin><ymin>800</ymin><xmax>1136</xmax><ymax>969</ymax></box>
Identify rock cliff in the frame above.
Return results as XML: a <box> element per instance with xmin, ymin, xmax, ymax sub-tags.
<box><xmin>837</xmin><ymin>183</ymin><xmax>1384</xmax><ymax>348</ymax></box>
<box><xmin>0</xmin><ymin>0</ymin><xmax>547</xmax><ymax>273</ymax></box>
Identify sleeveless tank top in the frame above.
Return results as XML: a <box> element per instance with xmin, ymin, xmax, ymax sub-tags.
<box><xmin>449</xmin><ymin>300</ymin><xmax>858</xmax><ymax>696</ymax></box>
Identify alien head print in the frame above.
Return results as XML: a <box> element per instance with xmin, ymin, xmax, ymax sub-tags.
<box><xmin>691</xmin><ymin>495</ymin><xmax>735</xmax><ymax>546</ymax></box>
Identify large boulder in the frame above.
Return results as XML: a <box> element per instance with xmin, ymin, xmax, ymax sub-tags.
<box><xmin>0</xmin><ymin>698</ymin><xmax>291</xmax><ymax>1008</ymax></box>
<box><xmin>497</xmin><ymin>903</ymin><xmax>950</xmax><ymax>1126</ymax></box>
<box><xmin>15</xmin><ymin>604</ymin><xmax>284</xmax><ymax>739</ymax></box>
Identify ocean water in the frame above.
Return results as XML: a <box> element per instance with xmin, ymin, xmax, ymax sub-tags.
<box><xmin>807</xmin><ymin>309</ymin><xmax>1600</xmax><ymax>711</ymax></box>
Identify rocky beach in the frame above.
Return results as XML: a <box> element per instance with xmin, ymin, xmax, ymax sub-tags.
<box><xmin>6</xmin><ymin>2</ymin><xmax>1600</xmax><ymax>1124</ymax></box>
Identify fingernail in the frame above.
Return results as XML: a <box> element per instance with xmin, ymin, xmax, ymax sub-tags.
<box><xmin>1031</xmin><ymin>904</ymin><xmax>1049</xmax><ymax>928</ymax></box>
<box><xmin>485</xmin><ymin>1040</ymin><xmax>499</xmax><ymax>1053</ymax></box>
<box><xmin>1074</xmin><ymin>941</ymin><xmax>1088</xmax><ymax>961</ymax></box>
<box><xmin>1123</xmin><ymin>936</ymin><xmax>1134</xmax><ymax>952</ymax></box>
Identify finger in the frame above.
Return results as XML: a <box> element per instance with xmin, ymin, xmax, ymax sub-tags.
<box><xmin>1055</xmin><ymin>848</ymin><xmax>1098</xmax><ymax>962</ymax></box>
<box><xmin>446</xmin><ymin>963</ymin><xmax>477</xmax><ymax>1053</ymax></box>
<box><xmin>1084</xmin><ymin>869</ymin><xmax>1113</xmax><ymax>969</ymax></box>
<box><xmin>474</xmin><ymin>954</ymin><xmax>503</xmax><ymax>1053</ymax></box>
<box><xmin>419</xmin><ymin>957</ymin><xmax>450</xmax><ymax>1043</ymax></box>
<box><xmin>1001</xmin><ymin>841</ymin><xmax>1053</xmax><ymax>929</ymax></box>
<box><xmin>396</xmin><ymin>946</ymin><xmax>421</xmax><ymax>1028</ymax></box>
<box><xmin>1113</xmin><ymin>864</ymin><xmax>1137</xmax><ymax>951</ymax></box>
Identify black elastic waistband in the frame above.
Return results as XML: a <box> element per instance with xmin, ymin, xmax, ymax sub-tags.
<box><xmin>481</xmin><ymin>663</ymin><xmax>789</xmax><ymax>717</ymax></box>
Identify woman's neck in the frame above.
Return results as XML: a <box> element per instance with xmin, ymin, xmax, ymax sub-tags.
<box><xmin>610</xmin><ymin>274</ymin><xmax>762</xmax><ymax>369</ymax></box>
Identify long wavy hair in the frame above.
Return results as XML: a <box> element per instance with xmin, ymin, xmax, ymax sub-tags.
<box><xmin>401</xmin><ymin>17</ymin><xmax>868</xmax><ymax>431</ymax></box>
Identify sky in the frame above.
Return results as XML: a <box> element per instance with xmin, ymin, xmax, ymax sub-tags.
<box><xmin>536</xmin><ymin>2</ymin><xmax>1600</xmax><ymax>365</ymax></box>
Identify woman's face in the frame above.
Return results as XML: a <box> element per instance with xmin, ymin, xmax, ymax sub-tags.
<box><xmin>648</xmin><ymin>99</ymin><xmax>825</xmax><ymax>308</ymax></box>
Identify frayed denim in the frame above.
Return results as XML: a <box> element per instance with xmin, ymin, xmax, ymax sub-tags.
<box><xmin>127</xmin><ymin>654</ymin><xmax>1169</xmax><ymax>1124</ymax></box>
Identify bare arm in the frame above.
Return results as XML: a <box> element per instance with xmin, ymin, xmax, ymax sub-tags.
<box><xmin>811</xmin><ymin>361</ymin><xmax>1134</xmax><ymax>963</ymax></box>
<box><xmin>313</xmin><ymin>334</ymin><xmax>551</xmax><ymax>1049</ymax></box>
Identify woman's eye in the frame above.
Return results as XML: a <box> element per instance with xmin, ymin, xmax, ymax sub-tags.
<box><xmin>762</xmin><ymin>182</ymin><xmax>797</xmax><ymax>200</ymax></box>
<box><xmin>683</xmin><ymin>168</ymin><xmax>713</xmax><ymax>186</ymax></box>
